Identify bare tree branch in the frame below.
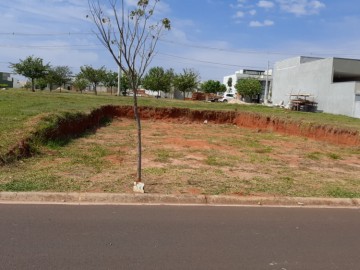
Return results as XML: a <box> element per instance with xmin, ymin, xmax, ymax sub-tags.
<box><xmin>87</xmin><ymin>0</ymin><xmax>170</xmax><ymax>185</ymax></box>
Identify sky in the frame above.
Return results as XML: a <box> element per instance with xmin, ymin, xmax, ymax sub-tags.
<box><xmin>1</xmin><ymin>0</ymin><xmax>360</xmax><ymax>82</ymax></box>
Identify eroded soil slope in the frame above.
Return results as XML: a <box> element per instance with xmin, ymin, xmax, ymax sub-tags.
<box><xmin>1</xmin><ymin>117</ymin><xmax>359</xmax><ymax>197</ymax></box>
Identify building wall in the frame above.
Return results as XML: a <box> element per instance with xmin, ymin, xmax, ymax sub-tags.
<box><xmin>327</xmin><ymin>82</ymin><xmax>358</xmax><ymax>117</ymax></box>
<box><xmin>272</xmin><ymin>56</ymin><xmax>360</xmax><ymax>118</ymax></box>
<box><xmin>0</xmin><ymin>72</ymin><xmax>13</xmax><ymax>88</ymax></box>
<box><xmin>354</xmin><ymin>94</ymin><xmax>360</xmax><ymax>118</ymax></box>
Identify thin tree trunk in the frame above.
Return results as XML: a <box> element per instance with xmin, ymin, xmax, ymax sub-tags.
<box><xmin>31</xmin><ymin>78</ymin><xmax>35</xmax><ymax>92</ymax></box>
<box><xmin>133</xmin><ymin>89</ymin><xmax>142</xmax><ymax>182</ymax></box>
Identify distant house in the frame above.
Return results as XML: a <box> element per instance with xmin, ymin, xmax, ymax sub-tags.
<box><xmin>223</xmin><ymin>69</ymin><xmax>272</xmax><ymax>102</ymax></box>
<box><xmin>0</xmin><ymin>72</ymin><xmax>13</xmax><ymax>88</ymax></box>
<box><xmin>272</xmin><ymin>56</ymin><xmax>360</xmax><ymax>118</ymax></box>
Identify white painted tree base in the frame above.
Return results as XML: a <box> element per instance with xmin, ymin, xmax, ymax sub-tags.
<box><xmin>133</xmin><ymin>182</ymin><xmax>145</xmax><ymax>193</ymax></box>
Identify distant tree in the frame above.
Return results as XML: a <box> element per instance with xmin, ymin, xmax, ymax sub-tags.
<box><xmin>23</xmin><ymin>81</ymin><xmax>32</xmax><ymax>90</ymax></box>
<box><xmin>173</xmin><ymin>69</ymin><xmax>200</xmax><ymax>100</ymax></box>
<box><xmin>35</xmin><ymin>77</ymin><xmax>48</xmax><ymax>90</ymax></box>
<box><xmin>78</xmin><ymin>65</ymin><xmax>106</xmax><ymax>95</ymax></box>
<box><xmin>227</xmin><ymin>77</ymin><xmax>233</xmax><ymax>90</ymax></box>
<box><xmin>142</xmin><ymin>67</ymin><xmax>174</xmax><ymax>97</ymax></box>
<box><xmin>10</xmin><ymin>56</ymin><xmax>50</xmax><ymax>92</ymax></box>
<box><xmin>235</xmin><ymin>78</ymin><xmax>262</xmax><ymax>101</ymax></box>
<box><xmin>72</xmin><ymin>77</ymin><xmax>89</xmax><ymax>93</ymax></box>
<box><xmin>201</xmin><ymin>80</ymin><xmax>226</xmax><ymax>94</ymax></box>
<box><xmin>49</xmin><ymin>66</ymin><xmax>72</xmax><ymax>92</ymax></box>
<box><xmin>45</xmin><ymin>69</ymin><xmax>58</xmax><ymax>91</ymax></box>
<box><xmin>120</xmin><ymin>74</ymin><xmax>130</xmax><ymax>96</ymax></box>
<box><xmin>103</xmin><ymin>70</ymin><xmax>118</xmax><ymax>95</ymax></box>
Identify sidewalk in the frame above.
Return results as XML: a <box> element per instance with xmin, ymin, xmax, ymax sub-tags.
<box><xmin>1</xmin><ymin>192</ymin><xmax>359</xmax><ymax>208</ymax></box>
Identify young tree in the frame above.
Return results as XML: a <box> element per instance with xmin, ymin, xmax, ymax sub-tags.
<box><xmin>142</xmin><ymin>67</ymin><xmax>174</xmax><ymax>97</ymax></box>
<box><xmin>103</xmin><ymin>70</ymin><xmax>118</xmax><ymax>95</ymax></box>
<box><xmin>120</xmin><ymin>75</ymin><xmax>130</xmax><ymax>96</ymax></box>
<box><xmin>72</xmin><ymin>77</ymin><xmax>89</xmax><ymax>93</ymax></box>
<box><xmin>78</xmin><ymin>65</ymin><xmax>106</xmax><ymax>95</ymax></box>
<box><xmin>35</xmin><ymin>77</ymin><xmax>48</xmax><ymax>90</ymax></box>
<box><xmin>235</xmin><ymin>78</ymin><xmax>262</xmax><ymax>102</ymax></box>
<box><xmin>50</xmin><ymin>66</ymin><xmax>73</xmax><ymax>92</ymax></box>
<box><xmin>201</xmin><ymin>80</ymin><xmax>226</xmax><ymax>94</ymax></box>
<box><xmin>173</xmin><ymin>69</ymin><xmax>200</xmax><ymax>100</ymax></box>
<box><xmin>10</xmin><ymin>56</ymin><xmax>50</xmax><ymax>92</ymax></box>
<box><xmin>88</xmin><ymin>0</ymin><xmax>171</xmax><ymax>188</ymax></box>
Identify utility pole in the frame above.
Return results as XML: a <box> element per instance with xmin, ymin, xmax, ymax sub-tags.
<box><xmin>264</xmin><ymin>61</ymin><xmax>270</xmax><ymax>104</ymax></box>
<box><xmin>117</xmin><ymin>49</ymin><xmax>121</xmax><ymax>96</ymax></box>
<box><xmin>117</xmin><ymin>0</ymin><xmax>124</xmax><ymax>96</ymax></box>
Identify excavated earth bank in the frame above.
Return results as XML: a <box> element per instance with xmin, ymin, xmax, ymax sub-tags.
<box><xmin>2</xmin><ymin>105</ymin><xmax>360</xmax><ymax>164</ymax></box>
<box><xmin>110</xmin><ymin>105</ymin><xmax>360</xmax><ymax>145</ymax></box>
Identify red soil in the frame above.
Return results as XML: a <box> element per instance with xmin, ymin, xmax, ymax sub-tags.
<box><xmin>2</xmin><ymin>105</ymin><xmax>359</xmax><ymax>165</ymax></box>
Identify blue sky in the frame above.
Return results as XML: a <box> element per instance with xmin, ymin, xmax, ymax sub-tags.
<box><xmin>1</xmin><ymin>0</ymin><xmax>360</xmax><ymax>82</ymax></box>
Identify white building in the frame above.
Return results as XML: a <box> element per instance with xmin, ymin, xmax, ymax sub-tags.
<box><xmin>223</xmin><ymin>69</ymin><xmax>272</xmax><ymax>102</ymax></box>
<box><xmin>272</xmin><ymin>56</ymin><xmax>360</xmax><ymax>118</ymax></box>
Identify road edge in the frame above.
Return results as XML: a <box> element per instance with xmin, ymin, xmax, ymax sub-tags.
<box><xmin>0</xmin><ymin>192</ymin><xmax>359</xmax><ymax>208</ymax></box>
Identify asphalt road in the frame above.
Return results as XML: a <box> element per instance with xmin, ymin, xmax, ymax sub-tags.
<box><xmin>0</xmin><ymin>204</ymin><xmax>359</xmax><ymax>270</ymax></box>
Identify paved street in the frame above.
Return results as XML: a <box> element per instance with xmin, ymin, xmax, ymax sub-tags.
<box><xmin>0</xmin><ymin>204</ymin><xmax>359</xmax><ymax>270</ymax></box>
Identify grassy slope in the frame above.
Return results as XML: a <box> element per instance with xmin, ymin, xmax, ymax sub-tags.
<box><xmin>1</xmin><ymin>89</ymin><xmax>360</xmax><ymax>156</ymax></box>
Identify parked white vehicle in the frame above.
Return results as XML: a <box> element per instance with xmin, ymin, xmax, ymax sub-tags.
<box><xmin>219</xmin><ymin>93</ymin><xmax>235</xmax><ymax>102</ymax></box>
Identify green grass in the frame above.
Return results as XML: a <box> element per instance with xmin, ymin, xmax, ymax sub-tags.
<box><xmin>2</xmin><ymin>88</ymin><xmax>360</xmax><ymax>159</ymax></box>
<box><xmin>1</xmin><ymin>88</ymin><xmax>360</xmax><ymax>197</ymax></box>
<box><xmin>327</xmin><ymin>187</ymin><xmax>360</xmax><ymax>198</ymax></box>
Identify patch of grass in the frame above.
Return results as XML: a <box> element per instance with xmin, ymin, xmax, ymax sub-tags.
<box><xmin>144</xmin><ymin>167</ymin><xmax>168</xmax><ymax>176</ymax></box>
<box><xmin>46</xmin><ymin>138</ymin><xmax>71</xmax><ymax>149</ymax></box>
<box><xmin>327</xmin><ymin>153</ymin><xmax>341</xmax><ymax>160</ymax></box>
<box><xmin>327</xmin><ymin>187</ymin><xmax>360</xmax><ymax>198</ymax></box>
<box><xmin>0</xmin><ymin>171</ymin><xmax>81</xmax><ymax>192</ymax></box>
<box><xmin>306</xmin><ymin>151</ymin><xmax>322</xmax><ymax>160</ymax></box>
<box><xmin>153</xmin><ymin>149</ymin><xmax>184</xmax><ymax>163</ymax></box>
<box><xmin>66</xmin><ymin>144</ymin><xmax>109</xmax><ymax>173</ymax></box>
<box><xmin>248</xmin><ymin>153</ymin><xmax>273</xmax><ymax>164</ymax></box>
<box><xmin>154</xmin><ymin>149</ymin><xmax>172</xmax><ymax>163</ymax></box>
<box><xmin>254</xmin><ymin>146</ymin><xmax>273</xmax><ymax>154</ymax></box>
<box><xmin>204</xmin><ymin>151</ymin><xmax>237</xmax><ymax>167</ymax></box>
<box><xmin>212</xmin><ymin>185</ymin><xmax>232</xmax><ymax>195</ymax></box>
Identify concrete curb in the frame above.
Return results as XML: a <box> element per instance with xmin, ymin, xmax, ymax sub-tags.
<box><xmin>0</xmin><ymin>192</ymin><xmax>359</xmax><ymax>208</ymax></box>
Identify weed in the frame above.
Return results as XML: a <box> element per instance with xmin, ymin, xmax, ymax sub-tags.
<box><xmin>306</xmin><ymin>151</ymin><xmax>322</xmax><ymax>160</ymax></box>
<box><xmin>204</xmin><ymin>151</ymin><xmax>235</xmax><ymax>167</ymax></box>
<box><xmin>144</xmin><ymin>167</ymin><xmax>168</xmax><ymax>176</ymax></box>
<box><xmin>327</xmin><ymin>153</ymin><xmax>341</xmax><ymax>160</ymax></box>
<box><xmin>154</xmin><ymin>149</ymin><xmax>172</xmax><ymax>163</ymax></box>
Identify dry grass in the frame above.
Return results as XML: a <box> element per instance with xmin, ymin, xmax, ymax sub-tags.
<box><xmin>1</xmin><ymin>118</ymin><xmax>360</xmax><ymax>198</ymax></box>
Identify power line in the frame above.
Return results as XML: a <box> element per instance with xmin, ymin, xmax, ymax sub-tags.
<box><xmin>159</xmin><ymin>38</ymin><xmax>360</xmax><ymax>57</ymax></box>
<box><xmin>0</xmin><ymin>32</ymin><xmax>93</xmax><ymax>36</ymax></box>
<box><xmin>157</xmin><ymin>52</ymin><xmax>265</xmax><ymax>69</ymax></box>
<box><xmin>2</xmin><ymin>32</ymin><xmax>360</xmax><ymax>57</ymax></box>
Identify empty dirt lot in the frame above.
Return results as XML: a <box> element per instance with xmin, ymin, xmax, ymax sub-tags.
<box><xmin>3</xmin><ymin>112</ymin><xmax>359</xmax><ymax>198</ymax></box>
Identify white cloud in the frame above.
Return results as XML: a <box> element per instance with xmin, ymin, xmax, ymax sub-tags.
<box><xmin>249</xmin><ymin>9</ymin><xmax>257</xmax><ymax>16</ymax></box>
<box><xmin>235</xmin><ymin>11</ymin><xmax>245</xmax><ymax>18</ymax></box>
<box><xmin>276</xmin><ymin>0</ymin><xmax>325</xmax><ymax>16</ymax></box>
<box><xmin>249</xmin><ymin>20</ymin><xmax>274</xmax><ymax>27</ymax></box>
<box><xmin>258</xmin><ymin>1</ymin><xmax>275</xmax><ymax>9</ymax></box>
<box><xmin>230</xmin><ymin>0</ymin><xmax>247</xmax><ymax>9</ymax></box>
